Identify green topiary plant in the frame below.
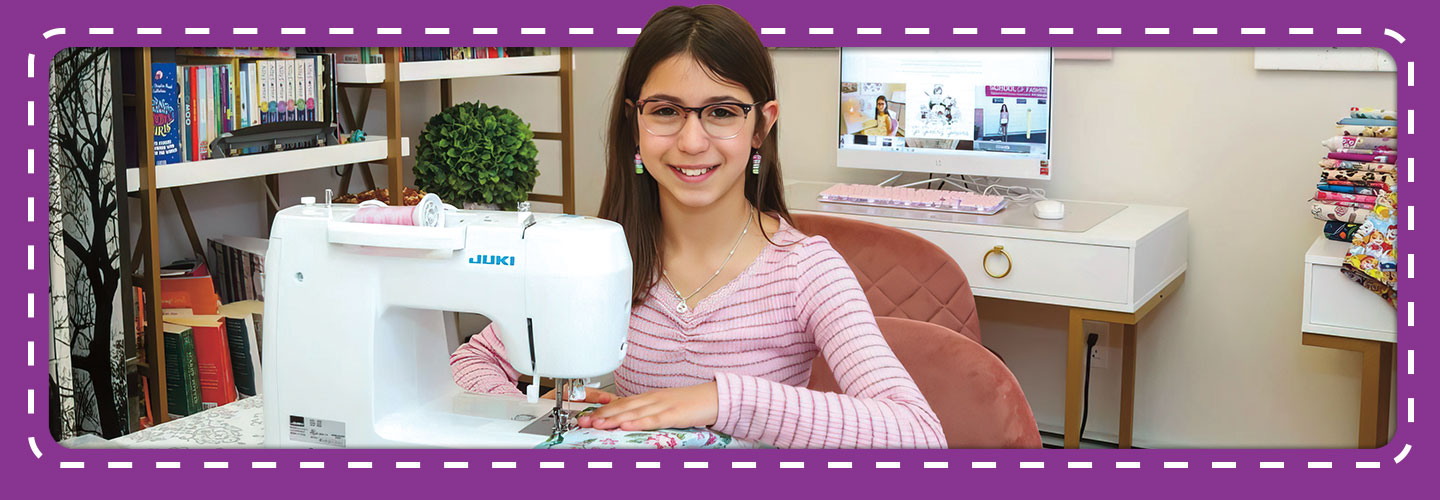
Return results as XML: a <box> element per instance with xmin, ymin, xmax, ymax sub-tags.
<box><xmin>413</xmin><ymin>102</ymin><xmax>539</xmax><ymax>210</ymax></box>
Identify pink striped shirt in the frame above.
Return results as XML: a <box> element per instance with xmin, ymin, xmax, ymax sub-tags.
<box><xmin>450</xmin><ymin>218</ymin><xmax>946</xmax><ymax>448</ymax></box>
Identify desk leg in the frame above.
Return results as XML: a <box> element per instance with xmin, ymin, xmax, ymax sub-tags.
<box><xmin>1064</xmin><ymin>310</ymin><xmax>1086</xmax><ymax>449</ymax></box>
<box><xmin>1119</xmin><ymin>323</ymin><xmax>1137</xmax><ymax>449</ymax></box>
<box><xmin>1360</xmin><ymin>341</ymin><xmax>1395</xmax><ymax>448</ymax></box>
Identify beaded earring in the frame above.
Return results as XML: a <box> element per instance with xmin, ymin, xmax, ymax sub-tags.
<box><xmin>635</xmin><ymin>151</ymin><xmax>644</xmax><ymax>174</ymax></box>
<box><xmin>751</xmin><ymin>152</ymin><xmax>761</xmax><ymax>175</ymax></box>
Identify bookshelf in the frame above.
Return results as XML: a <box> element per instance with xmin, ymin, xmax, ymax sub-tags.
<box><xmin>335</xmin><ymin>54</ymin><xmax>561</xmax><ymax>84</ymax></box>
<box><xmin>123</xmin><ymin>136</ymin><xmax>410</xmax><ymax>192</ymax></box>
<box><xmin>123</xmin><ymin>47</ymin><xmax>576</xmax><ymax>429</ymax></box>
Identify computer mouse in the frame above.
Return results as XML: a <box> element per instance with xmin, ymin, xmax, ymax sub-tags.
<box><xmin>1033</xmin><ymin>199</ymin><xmax>1066</xmax><ymax>220</ymax></box>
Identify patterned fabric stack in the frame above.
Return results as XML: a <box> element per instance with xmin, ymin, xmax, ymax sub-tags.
<box><xmin>1313</xmin><ymin>107</ymin><xmax>1398</xmax><ymax>242</ymax></box>
<box><xmin>1341</xmin><ymin>189</ymin><xmax>1398</xmax><ymax>307</ymax></box>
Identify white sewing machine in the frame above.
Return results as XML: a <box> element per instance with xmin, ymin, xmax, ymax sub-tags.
<box><xmin>261</xmin><ymin>198</ymin><xmax>631</xmax><ymax>448</ymax></box>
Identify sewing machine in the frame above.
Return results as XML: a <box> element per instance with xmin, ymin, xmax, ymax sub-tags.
<box><xmin>261</xmin><ymin>198</ymin><xmax>632</xmax><ymax>448</ymax></box>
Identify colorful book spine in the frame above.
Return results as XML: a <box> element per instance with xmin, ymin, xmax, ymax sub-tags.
<box><xmin>257</xmin><ymin>61</ymin><xmax>268</xmax><ymax>124</ymax></box>
<box><xmin>198</xmin><ymin>66</ymin><xmax>210</xmax><ymax>160</ymax></box>
<box><xmin>191</xmin><ymin>320</ymin><xmax>238</xmax><ymax>409</ymax></box>
<box><xmin>212</xmin><ymin>65</ymin><xmax>221</xmax><ymax>140</ymax></box>
<box><xmin>162</xmin><ymin>324</ymin><xmax>203</xmax><ymax>417</ymax></box>
<box><xmin>303</xmin><ymin>57</ymin><xmax>316</xmax><ymax>121</ymax></box>
<box><xmin>237</xmin><ymin>66</ymin><xmax>247</xmax><ymax>129</ymax></box>
<box><xmin>249</xmin><ymin>62</ymin><xmax>261</xmax><ymax>127</ymax></box>
<box><xmin>187</xmin><ymin>66</ymin><xmax>199</xmax><ymax>161</ymax></box>
<box><xmin>178</xmin><ymin>67</ymin><xmax>189</xmax><ymax>161</ymax></box>
<box><xmin>277</xmin><ymin>60</ymin><xmax>288</xmax><ymax>122</ymax></box>
<box><xmin>219</xmin><ymin>64</ymin><xmax>230</xmax><ymax>134</ymax></box>
<box><xmin>286</xmin><ymin>59</ymin><xmax>297</xmax><ymax>121</ymax></box>
<box><xmin>150</xmin><ymin>63</ymin><xmax>182</xmax><ymax>165</ymax></box>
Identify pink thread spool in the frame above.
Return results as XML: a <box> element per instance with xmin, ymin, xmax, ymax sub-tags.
<box><xmin>352</xmin><ymin>193</ymin><xmax>444</xmax><ymax>227</ymax></box>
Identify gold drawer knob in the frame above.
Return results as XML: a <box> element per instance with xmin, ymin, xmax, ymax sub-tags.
<box><xmin>983</xmin><ymin>245</ymin><xmax>1012</xmax><ymax>279</ymax></box>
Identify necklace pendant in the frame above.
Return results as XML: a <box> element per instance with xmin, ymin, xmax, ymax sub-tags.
<box><xmin>675</xmin><ymin>301</ymin><xmax>689</xmax><ymax>314</ymax></box>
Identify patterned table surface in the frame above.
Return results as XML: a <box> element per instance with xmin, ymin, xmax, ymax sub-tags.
<box><xmin>98</xmin><ymin>395</ymin><xmax>750</xmax><ymax>449</ymax></box>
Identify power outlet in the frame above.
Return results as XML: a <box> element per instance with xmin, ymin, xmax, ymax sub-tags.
<box><xmin>1083</xmin><ymin>320</ymin><xmax>1109</xmax><ymax>369</ymax></box>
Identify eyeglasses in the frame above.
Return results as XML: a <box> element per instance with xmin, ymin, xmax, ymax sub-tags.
<box><xmin>634</xmin><ymin>99</ymin><xmax>766</xmax><ymax>140</ymax></box>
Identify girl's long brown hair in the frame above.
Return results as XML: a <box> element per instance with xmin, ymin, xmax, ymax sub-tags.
<box><xmin>598</xmin><ymin>4</ymin><xmax>794</xmax><ymax>305</ymax></box>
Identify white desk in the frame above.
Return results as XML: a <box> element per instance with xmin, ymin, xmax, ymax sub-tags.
<box><xmin>1299</xmin><ymin>235</ymin><xmax>1398</xmax><ymax>448</ymax></box>
<box><xmin>787</xmin><ymin>181</ymin><xmax>1189</xmax><ymax>449</ymax></box>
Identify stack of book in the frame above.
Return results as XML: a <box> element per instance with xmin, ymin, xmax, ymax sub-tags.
<box><xmin>158</xmin><ymin>262</ymin><xmax>266</xmax><ymax>420</ymax></box>
<box><xmin>207</xmin><ymin>235</ymin><xmax>267</xmax><ymax>304</ymax></box>
<box><xmin>151</xmin><ymin>48</ymin><xmax>339</xmax><ymax>165</ymax></box>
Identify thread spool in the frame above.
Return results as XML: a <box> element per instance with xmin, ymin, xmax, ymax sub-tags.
<box><xmin>352</xmin><ymin>193</ymin><xmax>444</xmax><ymax>227</ymax></box>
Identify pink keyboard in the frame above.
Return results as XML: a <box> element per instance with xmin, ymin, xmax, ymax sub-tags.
<box><xmin>818</xmin><ymin>183</ymin><xmax>1009</xmax><ymax>215</ymax></box>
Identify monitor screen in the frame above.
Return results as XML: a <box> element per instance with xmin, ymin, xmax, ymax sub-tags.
<box><xmin>837</xmin><ymin>48</ymin><xmax>1054</xmax><ymax>180</ymax></box>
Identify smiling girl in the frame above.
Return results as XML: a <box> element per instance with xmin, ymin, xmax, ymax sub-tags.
<box><xmin>451</xmin><ymin>4</ymin><xmax>945</xmax><ymax>448</ymax></box>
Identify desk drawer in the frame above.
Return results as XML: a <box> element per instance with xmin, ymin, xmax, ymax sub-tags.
<box><xmin>904</xmin><ymin>229</ymin><xmax>1131</xmax><ymax>304</ymax></box>
<box><xmin>1305</xmin><ymin>262</ymin><xmax>1396</xmax><ymax>338</ymax></box>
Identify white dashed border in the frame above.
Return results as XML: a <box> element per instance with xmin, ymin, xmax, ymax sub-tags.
<box><xmin>22</xmin><ymin>23</ymin><xmax>1417</xmax><ymax>473</ymax></box>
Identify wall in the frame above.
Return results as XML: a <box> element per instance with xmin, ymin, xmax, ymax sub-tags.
<box><xmin>139</xmin><ymin>47</ymin><xmax>1396</xmax><ymax>447</ymax></box>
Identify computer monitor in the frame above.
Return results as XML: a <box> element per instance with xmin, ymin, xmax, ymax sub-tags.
<box><xmin>837</xmin><ymin>48</ymin><xmax>1054</xmax><ymax>180</ymax></box>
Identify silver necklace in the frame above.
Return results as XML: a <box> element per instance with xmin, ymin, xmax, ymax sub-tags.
<box><xmin>662</xmin><ymin>207</ymin><xmax>754</xmax><ymax>314</ymax></box>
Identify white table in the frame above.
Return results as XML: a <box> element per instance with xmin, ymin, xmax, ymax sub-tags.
<box><xmin>787</xmin><ymin>181</ymin><xmax>1189</xmax><ymax>449</ymax></box>
<box><xmin>1300</xmin><ymin>235</ymin><xmax>1398</xmax><ymax>448</ymax></box>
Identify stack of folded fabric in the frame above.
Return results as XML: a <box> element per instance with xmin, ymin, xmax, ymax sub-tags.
<box><xmin>1340</xmin><ymin>190</ymin><xmax>1398</xmax><ymax>307</ymax></box>
<box><xmin>1313</xmin><ymin>107</ymin><xmax>1399</xmax><ymax>241</ymax></box>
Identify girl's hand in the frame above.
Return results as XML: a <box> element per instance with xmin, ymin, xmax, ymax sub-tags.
<box><xmin>577</xmin><ymin>382</ymin><xmax>719</xmax><ymax>431</ymax></box>
<box><xmin>540</xmin><ymin>386</ymin><xmax>618</xmax><ymax>405</ymax></box>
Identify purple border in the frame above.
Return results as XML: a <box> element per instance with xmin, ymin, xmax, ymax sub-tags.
<box><xmin>5</xmin><ymin>0</ymin><xmax>1430</xmax><ymax>496</ymax></box>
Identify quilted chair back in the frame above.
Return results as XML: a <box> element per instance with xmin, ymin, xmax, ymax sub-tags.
<box><xmin>791</xmin><ymin>213</ymin><xmax>982</xmax><ymax>343</ymax></box>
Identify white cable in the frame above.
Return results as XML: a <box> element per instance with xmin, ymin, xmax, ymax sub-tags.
<box><xmin>939</xmin><ymin>175</ymin><xmax>1048</xmax><ymax>204</ymax></box>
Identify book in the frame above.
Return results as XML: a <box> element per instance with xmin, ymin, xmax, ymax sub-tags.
<box><xmin>212</xmin><ymin>65</ymin><xmax>221</xmax><ymax>140</ymax></box>
<box><xmin>332</xmin><ymin>47</ymin><xmax>362</xmax><ymax>64</ymax></box>
<box><xmin>177</xmin><ymin>66</ymin><xmax>189</xmax><ymax>161</ymax></box>
<box><xmin>208</xmin><ymin>236</ymin><xmax>267</xmax><ymax>302</ymax></box>
<box><xmin>248</xmin><ymin>62</ymin><xmax>261</xmax><ymax>127</ymax></box>
<box><xmin>197</xmin><ymin>66</ymin><xmax>209</xmax><ymax>160</ymax></box>
<box><xmin>325</xmin><ymin>53</ymin><xmax>338</xmax><ymax>126</ymax></box>
<box><xmin>277</xmin><ymin>59</ymin><xmax>289</xmax><ymax>122</ymax></box>
<box><xmin>162</xmin><ymin>322</ymin><xmax>203</xmax><ymax>418</ymax></box>
<box><xmin>206</xmin><ymin>239</ymin><xmax>231</xmax><ymax>304</ymax></box>
<box><xmin>302</xmin><ymin>56</ymin><xmax>316</xmax><ymax>121</ymax></box>
<box><xmin>220</xmin><ymin>301</ymin><xmax>264</xmax><ymax>397</ymax></box>
<box><xmin>164</xmin><ymin>314</ymin><xmax>237</xmax><ymax>409</ymax></box>
<box><xmin>138</xmin><ymin>374</ymin><xmax>154</xmax><ymax>429</ymax></box>
<box><xmin>286</xmin><ymin>59</ymin><xmax>298</xmax><ymax>122</ymax></box>
<box><xmin>237</xmin><ymin>65</ymin><xmax>247</xmax><ymax>129</ymax></box>
<box><xmin>187</xmin><ymin>66</ymin><xmax>200</xmax><ymax>161</ymax></box>
<box><xmin>225</xmin><ymin>235</ymin><xmax>267</xmax><ymax>301</ymax></box>
<box><xmin>227</xmin><ymin>62</ymin><xmax>238</xmax><ymax>131</ymax></box>
<box><xmin>159</xmin><ymin>262</ymin><xmax>219</xmax><ymax>315</ymax></box>
<box><xmin>257</xmin><ymin>60</ymin><xmax>268</xmax><ymax>124</ymax></box>
<box><xmin>219</xmin><ymin>64</ymin><xmax>231</xmax><ymax>134</ymax></box>
<box><xmin>151</xmin><ymin>63</ymin><xmax>182</xmax><ymax>165</ymax></box>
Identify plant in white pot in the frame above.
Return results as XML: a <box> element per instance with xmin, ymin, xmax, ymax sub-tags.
<box><xmin>413</xmin><ymin>102</ymin><xmax>539</xmax><ymax>210</ymax></box>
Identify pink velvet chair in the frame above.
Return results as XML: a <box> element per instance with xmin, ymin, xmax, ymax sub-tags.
<box><xmin>793</xmin><ymin>213</ymin><xmax>1040</xmax><ymax>448</ymax></box>
<box><xmin>791</xmin><ymin>213</ymin><xmax>982</xmax><ymax>343</ymax></box>
<box><xmin>808</xmin><ymin>317</ymin><xmax>1042</xmax><ymax>448</ymax></box>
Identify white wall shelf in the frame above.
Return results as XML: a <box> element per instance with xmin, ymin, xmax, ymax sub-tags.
<box><xmin>126</xmin><ymin>136</ymin><xmax>409</xmax><ymax>193</ymax></box>
<box><xmin>336</xmin><ymin>55</ymin><xmax>561</xmax><ymax>84</ymax></box>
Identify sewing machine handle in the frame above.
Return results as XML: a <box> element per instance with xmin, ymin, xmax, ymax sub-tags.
<box><xmin>326</xmin><ymin>221</ymin><xmax>467</xmax><ymax>250</ymax></box>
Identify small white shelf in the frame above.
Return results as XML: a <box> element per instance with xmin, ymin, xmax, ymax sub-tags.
<box><xmin>335</xmin><ymin>55</ymin><xmax>561</xmax><ymax>84</ymax></box>
<box><xmin>127</xmin><ymin>136</ymin><xmax>409</xmax><ymax>193</ymax></box>
<box><xmin>1301</xmin><ymin>235</ymin><xmax>1397</xmax><ymax>343</ymax></box>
